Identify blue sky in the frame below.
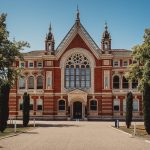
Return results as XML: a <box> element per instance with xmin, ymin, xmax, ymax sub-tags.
<box><xmin>0</xmin><ymin>0</ymin><xmax>150</xmax><ymax>52</ymax></box>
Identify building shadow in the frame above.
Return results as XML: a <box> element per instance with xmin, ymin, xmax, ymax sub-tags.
<box><xmin>35</xmin><ymin>123</ymin><xmax>80</xmax><ymax>128</ymax></box>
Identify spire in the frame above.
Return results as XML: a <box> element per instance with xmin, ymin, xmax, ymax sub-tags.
<box><xmin>45</xmin><ymin>23</ymin><xmax>55</xmax><ymax>54</ymax></box>
<box><xmin>105</xmin><ymin>21</ymin><xmax>108</xmax><ymax>31</ymax></box>
<box><xmin>76</xmin><ymin>5</ymin><xmax>80</xmax><ymax>22</ymax></box>
<box><xmin>101</xmin><ymin>22</ymin><xmax>111</xmax><ymax>52</ymax></box>
<box><xmin>49</xmin><ymin>23</ymin><xmax>52</xmax><ymax>33</ymax></box>
<box><xmin>102</xmin><ymin>22</ymin><xmax>110</xmax><ymax>39</ymax></box>
<box><xmin>47</xmin><ymin>23</ymin><xmax>54</xmax><ymax>40</ymax></box>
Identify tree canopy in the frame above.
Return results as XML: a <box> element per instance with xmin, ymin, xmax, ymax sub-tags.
<box><xmin>0</xmin><ymin>13</ymin><xmax>29</xmax><ymax>87</ymax></box>
<box><xmin>126</xmin><ymin>28</ymin><xmax>150</xmax><ymax>91</ymax></box>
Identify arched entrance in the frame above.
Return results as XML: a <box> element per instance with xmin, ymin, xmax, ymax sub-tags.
<box><xmin>73</xmin><ymin>101</ymin><xmax>82</xmax><ymax>119</ymax></box>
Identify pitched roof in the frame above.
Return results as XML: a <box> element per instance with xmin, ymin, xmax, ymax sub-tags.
<box><xmin>23</xmin><ymin>50</ymin><xmax>45</xmax><ymax>56</ymax></box>
<box><xmin>55</xmin><ymin>22</ymin><xmax>100</xmax><ymax>55</ymax></box>
<box><xmin>112</xmin><ymin>49</ymin><xmax>132</xmax><ymax>57</ymax></box>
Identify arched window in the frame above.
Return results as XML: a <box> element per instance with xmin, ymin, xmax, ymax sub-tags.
<box><xmin>65</xmin><ymin>53</ymin><xmax>91</xmax><ymax>89</ymax></box>
<box><xmin>90</xmin><ymin>100</ymin><xmax>97</xmax><ymax>111</ymax></box>
<box><xmin>113</xmin><ymin>75</ymin><xmax>120</xmax><ymax>89</ymax></box>
<box><xmin>132</xmin><ymin>80</ymin><xmax>138</xmax><ymax>89</ymax></box>
<box><xmin>133</xmin><ymin>100</ymin><xmax>139</xmax><ymax>111</ymax></box>
<box><xmin>113</xmin><ymin>99</ymin><xmax>120</xmax><ymax>111</ymax></box>
<box><xmin>19</xmin><ymin>76</ymin><xmax>25</xmax><ymax>89</ymax></box>
<box><xmin>28</xmin><ymin>76</ymin><xmax>34</xmax><ymax>89</ymax></box>
<box><xmin>37</xmin><ymin>76</ymin><xmax>43</xmax><ymax>89</ymax></box>
<box><xmin>37</xmin><ymin>99</ymin><xmax>43</xmax><ymax>111</ymax></box>
<box><xmin>122</xmin><ymin>76</ymin><xmax>129</xmax><ymax>89</ymax></box>
<box><xmin>59</xmin><ymin>100</ymin><xmax>65</xmax><ymax>111</ymax></box>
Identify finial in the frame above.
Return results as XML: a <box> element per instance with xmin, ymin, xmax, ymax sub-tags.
<box><xmin>76</xmin><ymin>5</ymin><xmax>80</xmax><ymax>21</ymax></box>
<box><xmin>49</xmin><ymin>23</ymin><xmax>52</xmax><ymax>33</ymax></box>
<box><xmin>105</xmin><ymin>21</ymin><xmax>108</xmax><ymax>31</ymax></box>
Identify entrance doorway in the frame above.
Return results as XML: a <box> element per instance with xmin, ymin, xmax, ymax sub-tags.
<box><xmin>73</xmin><ymin>101</ymin><xmax>82</xmax><ymax>119</ymax></box>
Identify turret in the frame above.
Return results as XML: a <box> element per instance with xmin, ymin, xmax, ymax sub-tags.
<box><xmin>45</xmin><ymin>24</ymin><xmax>55</xmax><ymax>55</ymax></box>
<box><xmin>101</xmin><ymin>22</ymin><xmax>111</xmax><ymax>54</ymax></box>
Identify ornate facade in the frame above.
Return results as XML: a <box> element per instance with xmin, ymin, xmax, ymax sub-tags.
<box><xmin>9</xmin><ymin>10</ymin><xmax>142</xmax><ymax>120</ymax></box>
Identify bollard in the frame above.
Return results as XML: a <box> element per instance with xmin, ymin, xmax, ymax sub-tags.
<box><xmin>33</xmin><ymin>119</ymin><xmax>35</xmax><ymax>127</ymax></box>
<box><xmin>115</xmin><ymin>120</ymin><xmax>117</xmax><ymax>128</ymax></box>
<box><xmin>14</xmin><ymin>120</ymin><xmax>17</xmax><ymax>133</ymax></box>
<box><xmin>134</xmin><ymin>122</ymin><xmax>136</xmax><ymax>136</ymax></box>
<box><xmin>117</xmin><ymin>120</ymin><xmax>119</xmax><ymax>128</ymax></box>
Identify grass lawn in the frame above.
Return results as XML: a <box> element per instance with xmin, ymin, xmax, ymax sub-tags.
<box><xmin>0</xmin><ymin>124</ymin><xmax>34</xmax><ymax>138</ymax></box>
<box><xmin>118</xmin><ymin>125</ymin><xmax>149</xmax><ymax>138</ymax></box>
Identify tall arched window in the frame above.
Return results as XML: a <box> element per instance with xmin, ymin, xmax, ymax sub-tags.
<box><xmin>113</xmin><ymin>75</ymin><xmax>120</xmax><ymax>89</ymax></box>
<box><xmin>28</xmin><ymin>76</ymin><xmax>34</xmax><ymax>89</ymax></box>
<box><xmin>90</xmin><ymin>100</ymin><xmax>97</xmax><ymax>111</ymax></box>
<box><xmin>37</xmin><ymin>76</ymin><xmax>43</xmax><ymax>89</ymax></box>
<box><xmin>58</xmin><ymin>100</ymin><xmax>65</xmax><ymax>111</ymax></box>
<box><xmin>122</xmin><ymin>76</ymin><xmax>129</xmax><ymax>89</ymax></box>
<box><xmin>65</xmin><ymin>53</ymin><xmax>91</xmax><ymax>89</ymax></box>
<box><xmin>19</xmin><ymin>76</ymin><xmax>25</xmax><ymax>89</ymax></box>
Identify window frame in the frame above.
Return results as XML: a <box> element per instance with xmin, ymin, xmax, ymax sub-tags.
<box><xmin>90</xmin><ymin>100</ymin><xmax>98</xmax><ymax>111</ymax></box>
<box><xmin>37</xmin><ymin>76</ymin><xmax>43</xmax><ymax>89</ymax></box>
<box><xmin>133</xmin><ymin>99</ymin><xmax>139</xmax><ymax>112</ymax></box>
<box><xmin>113</xmin><ymin>60</ymin><xmax>120</xmax><ymax>67</ymax></box>
<box><xmin>19</xmin><ymin>62</ymin><xmax>25</xmax><ymax>68</ymax></box>
<box><xmin>113</xmin><ymin>75</ymin><xmax>120</xmax><ymax>89</ymax></box>
<box><xmin>58</xmin><ymin>100</ymin><xmax>66</xmax><ymax>111</ymax></box>
<box><xmin>28</xmin><ymin>61</ymin><xmax>34</xmax><ymax>68</ymax></box>
<box><xmin>122</xmin><ymin>60</ymin><xmax>128</xmax><ymax>67</ymax></box>
<box><xmin>122</xmin><ymin>76</ymin><xmax>129</xmax><ymax>89</ymax></box>
<box><xmin>113</xmin><ymin>99</ymin><xmax>120</xmax><ymax>112</ymax></box>
<box><xmin>37</xmin><ymin>61</ymin><xmax>43</xmax><ymax>68</ymax></box>
<box><xmin>37</xmin><ymin>99</ymin><xmax>43</xmax><ymax>111</ymax></box>
<box><xmin>28</xmin><ymin>76</ymin><xmax>34</xmax><ymax>89</ymax></box>
<box><xmin>19</xmin><ymin>76</ymin><xmax>26</xmax><ymax>89</ymax></box>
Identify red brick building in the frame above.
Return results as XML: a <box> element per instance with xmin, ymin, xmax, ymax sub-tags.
<box><xmin>9</xmin><ymin>10</ymin><xmax>142</xmax><ymax>120</ymax></box>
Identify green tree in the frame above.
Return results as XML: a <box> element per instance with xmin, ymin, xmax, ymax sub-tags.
<box><xmin>126</xmin><ymin>28</ymin><xmax>150</xmax><ymax>134</ymax></box>
<box><xmin>0</xmin><ymin>84</ymin><xmax>10</xmax><ymax>132</ymax></box>
<box><xmin>126</xmin><ymin>92</ymin><xmax>133</xmax><ymax>128</ymax></box>
<box><xmin>0</xmin><ymin>13</ymin><xmax>29</xmax><ymax>132</ymax></box>
<box><xmin>23</xmin><ymin>92</ymin><xmax>30</xmax><ymax>127</ymax></box>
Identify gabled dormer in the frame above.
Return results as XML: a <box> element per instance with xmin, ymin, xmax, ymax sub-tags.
<box><xmin>45</xmin><ymin>24</ymin><xmax>55</xmax><ymax>55</ymax></box>
<box><xmin>101</xmin><ymin>22</ymin><xmax>111</xmax><ymax>54</ymax></box>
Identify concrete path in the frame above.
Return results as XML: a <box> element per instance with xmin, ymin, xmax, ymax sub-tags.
<box><xmin>0</xmin><ymin>121</ymin><xmax>150</xmax><ymax>150</ymax></box>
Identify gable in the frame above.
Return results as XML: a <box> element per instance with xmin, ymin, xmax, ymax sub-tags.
<box><xmin>66</xmin><ymin>34</ymin><xmax>90</xmax><ymax>50</ymax></box>
<box><xmin>56</xmin><ymin>22</ymin><xmax>100</xmax><ymax>59</ymax></box>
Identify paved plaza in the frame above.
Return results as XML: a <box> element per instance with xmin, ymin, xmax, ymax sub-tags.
<box><xmin>0</xmin><ymin>121</ymin><xmax>150</xmax><ymax>150</ymax></box>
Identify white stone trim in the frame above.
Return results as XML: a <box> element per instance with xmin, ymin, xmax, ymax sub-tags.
<box><xmin>56</xmin><ymin>24</ymin><xmax>100</xmax><ymax>59</ymax></box>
